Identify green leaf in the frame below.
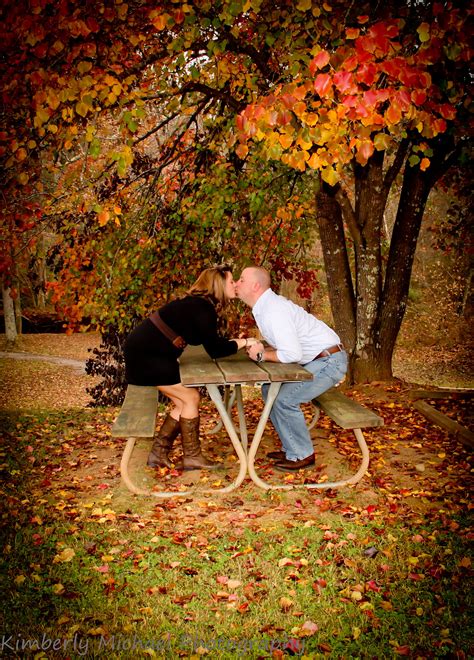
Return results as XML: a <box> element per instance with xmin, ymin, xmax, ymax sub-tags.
<box><xmin>89</xmin><ymin>138</ymin><xmax>101</xmax><ymax>157</ymax></box>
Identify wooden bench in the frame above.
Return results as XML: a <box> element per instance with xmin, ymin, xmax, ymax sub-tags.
<box><xmin>306</xmin><ymin>388</ymin><xmax>384</xmax><ymax>489</ymax></box>
<box><xmin>111</xmin><ymin>385</ymin><xmax>165</xmax><ymax>496</ymax></box>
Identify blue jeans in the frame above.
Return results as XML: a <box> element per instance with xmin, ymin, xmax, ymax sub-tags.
<box><xmin>262</xmin><ymin>351</ymin><xmax>348</xmax><ymax>461</ymax></box>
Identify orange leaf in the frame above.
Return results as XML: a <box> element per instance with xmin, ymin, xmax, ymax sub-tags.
<box><xmin>235</xmin><ymin>143</ymin><xmax>248</xmax><ymax>159</ymax></box>
<box><xmin>346</xmin><ymin>27</ymin><xmax>360</xmax><ymax>39</ymax></box>
<box><xmin>386</xmin><ymin>102</ymin><xmax>402</xmax><ymax>124</ymax></box>
<box><xmin>358</xmin><ymin>139</ymin><xmax>374</xmax><ymax>161</ymax></box>
<box><xmin>278</xmin><ymin>134</ymin><xmax>293</xmax><ymax>149</ymax></box>
<box><xmin>152</xmin><ymin>14</ymin><xmax>169</xmax><ymax>30</ymax></box>
<box><xmin>98</xmin><ymin>210</ymin><xmax>110</xmax><ymax>226</ymax></box>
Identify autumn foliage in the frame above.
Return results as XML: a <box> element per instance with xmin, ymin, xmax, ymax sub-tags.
<box><xmin>1</xmin><ymin>0</ymin><xmax>472</xmax><ymax>382</ymax></box>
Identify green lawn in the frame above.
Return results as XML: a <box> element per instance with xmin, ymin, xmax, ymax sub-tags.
<box><xmin>1</xmin><ymin>408</ymin><xmax>472</xmax><ymax>658</ymax></box>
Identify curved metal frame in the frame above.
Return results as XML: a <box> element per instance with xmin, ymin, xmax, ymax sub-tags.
<box><xmin>119</xmin><ymin>388</ymin><xmax>370</xmax><ymax>496</ymax></box>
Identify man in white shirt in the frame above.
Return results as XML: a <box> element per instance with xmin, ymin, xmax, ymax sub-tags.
<box><xmin>235</xmin><ymin>266</ymin><xmax>347</xmax><ymax>471</ymax></box>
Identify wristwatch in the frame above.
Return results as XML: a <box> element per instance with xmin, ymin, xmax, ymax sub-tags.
<box><xmin>256</xmin><ymin>351</ymin><xmax>264</xmax><ymax>363</ymax></box>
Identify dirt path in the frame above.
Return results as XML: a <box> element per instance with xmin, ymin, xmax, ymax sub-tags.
<box><xmin>0</xmin><ymin>351</ymin><xmax>86</xmax><ymax>373</ymax></box>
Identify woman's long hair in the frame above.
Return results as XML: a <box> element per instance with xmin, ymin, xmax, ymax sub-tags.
<box><xmin>187</xmin><ymin>265</ymin><xmax>233</xmax><ymax>307</ymax></box>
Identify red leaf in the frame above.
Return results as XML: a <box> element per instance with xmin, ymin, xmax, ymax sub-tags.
<box><xmin>356</xmin><ymin>62</ymin><xmax>379</xmax><ymax>86</ymax></box>
<box><xmin>313</xmin><ymin>74</ymin><xmax>332</xmax><ymax>97</ymax></box>
<box><xmin>333</xmin><ymin>71</ymin><xmax>355</xmax><ymax>93</ymax></box>
<box><xmin>309</xmin><ymin>50</ymin><xmax>330</xmax><ymax>75</ymax></box>
<box><xmin>394</xmin><ymin>646</ymin><xmax>412</xmax><ymax>656</ymax></box>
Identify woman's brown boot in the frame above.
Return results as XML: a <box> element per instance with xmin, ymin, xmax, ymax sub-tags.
<box><xmin>147</xmin><ymin>414</ymin><xmax>182</xmax><ymax>468</ymax></box>
<box><xmin>180</xmin><ymin>416</ymin><xmax>218</xmax><ymax>470</ymax></box>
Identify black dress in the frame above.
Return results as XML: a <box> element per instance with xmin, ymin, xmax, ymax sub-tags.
<box><xmin>124</xmin><ymin>295</ymin><xmax>238</xmax><ymax>386</ymax></box>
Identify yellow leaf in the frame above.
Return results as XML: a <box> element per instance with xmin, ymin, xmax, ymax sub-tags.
<box><xmin>77</xmin><ymin>61</ymin><xmax>92</xmax><ymax>74</ymax></box>
<box><xmin>296</xmin><ymin>136</ymin><xmax>312</xmax><ymax>151</ymax></box>
<box><xmin>293</xmin><ymin>101</ymin><xmax>307</xmax><ymax>117</ymax></box>
<box><xmin>374</xmin><ymin>132</ymin><xmax>391</xmax><ymax>151</ymax></box>
<box><xmin>52</xmin><ymin>583</ymin><xmax>65</xmax><ymax>595</ymax></box>
<box><xmin>279</xmin><ymin>596</ymin><xmax>293</xmax><ymax>611</ymax></box>
<box><xmin>353</xmin><ymin>627</ymin><xmax>361</xmax><ymax>640</ymax></box>
<box><xmin>53</xmin><ymin>548</ymin><xmax>75</xmax><ymax>563</ymax></box>
<box><xmin>17</xmin><ymin>173</ymin><xmax>29</xmax><ymax>185</ymax></box>
<box><xmin>296</xmin><ymin>0</ymin><xmax>312</xmax><ymax>10</ymax></box>
<box><xmin>46</xmin><ymin>91</ymin><xmax>60</xmax><ymax>110</ymax></box>
<box><xmin>34</xmin><ymin>107</ymin><xmax>50</xmax><ymax>128</ymax></box>
<box><xmin>75</xmin><ymin>101</ymin><xmax>90</xmax><ymax>117</ymax></box>
<box><xmin>321</xmin><ymin>165</ymin><xmax>340</xmax><ymax>186</ymax></box>
<box><xmin>307</xmin><ymin>153</ymin><xmax>321</xmax><ymax>169</ymax></box>
<box><xmin>15</xmin><ymin>575</ymin><xmax>26</xmax><ymax>586</ymax></box>
<box><xmin>417</xmin><ymin>22</ymin><xmax>430</xmax><ymax>43</ymax></box>
<box><xmin>380</xmin><ymin>600</ymin><xmax>393</xmax><ymax>610</ymax></box>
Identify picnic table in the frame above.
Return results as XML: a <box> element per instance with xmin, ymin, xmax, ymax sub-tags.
<box><xmin>112</xmin><ymin>345</ymin><xmax>380</xmax><ymax>497</ymax></box>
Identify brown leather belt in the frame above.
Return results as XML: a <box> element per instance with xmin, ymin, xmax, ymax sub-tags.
<box><xmin>149</xmin><ymin>311</ymin><xmax>187</xmax><ymax>349</ymax></box>
<box><xmin>314</xmin><ymin>344</ymin><xmax>344</xmax><ymax>360</ymax></box>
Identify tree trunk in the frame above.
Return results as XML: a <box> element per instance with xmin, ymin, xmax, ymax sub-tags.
<box><xmin>315</xmin><ymin>185</ymin><xmax>356</xmax><ymax>352</ymax></box>
<box><xmin>351</xmin><ymin>155</ymin><xmax>387</xmax><ymax>381</ymax></box>
<box><xmin>13</xmin><ymin>277</ymin><xmax>22</xmax><ymax>335</ymax></box>
<box><xmin>2</xmin><ymin>282</ymin><xmax>18</xmax><ymax>347</ymax></box>
<box><xmin>375</xmin><ymin>166</ymin><xmax>431</xmax><ymax>369</ymax></box>
<box><xmin>317</xmin><ymin>149</ymin><xmax>439</xmax><ymax>384</ymax></box>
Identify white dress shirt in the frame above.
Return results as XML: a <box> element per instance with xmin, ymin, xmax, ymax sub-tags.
<box><xmin>252</xmin><ymin>289</ymin><xmax>341</xmax><ymax>364</ymax></box>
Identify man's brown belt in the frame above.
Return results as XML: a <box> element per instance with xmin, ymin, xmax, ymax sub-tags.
<box><xmin>314</xmin><ymin>344</ymin><xmax>344</xmax><ymax>360</ymax></box>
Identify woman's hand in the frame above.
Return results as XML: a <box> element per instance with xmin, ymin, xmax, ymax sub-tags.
<box><xmin>234</xmin><ymin>337</ymin><xmax>259</xmax><ymax>350</ymax></box>
<box><xmin>245</xmin><ymin>337</ymin><xmax>259</xmax><ymax>347</ymax></box>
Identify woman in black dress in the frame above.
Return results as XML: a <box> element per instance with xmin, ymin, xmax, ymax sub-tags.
<box><xmin>124</xmin><ymin>265</ymin><xmax>254</xmax><ymax>471</ymax></box>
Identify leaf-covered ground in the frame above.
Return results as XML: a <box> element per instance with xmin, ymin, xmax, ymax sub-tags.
<box><xmin>0</xmin><ymin>334</ymin><xmax>473</xmax><ymax>658</ymax></box>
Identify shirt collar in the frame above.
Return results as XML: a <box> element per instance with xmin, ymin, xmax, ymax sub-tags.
<box><xmin>253</xmin><ymin>288</ymin><xmax>273</xmax><ymax>315</ymax></box>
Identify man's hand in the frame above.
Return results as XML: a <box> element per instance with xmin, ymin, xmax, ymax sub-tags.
<box><xmin>247</xmin><ymin>341</ymin><xmax>265</xmax><ymax>361</ymax></box>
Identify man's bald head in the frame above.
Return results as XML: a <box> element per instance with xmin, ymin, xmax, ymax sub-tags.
<box><xmin>235</xmin><ymin>266</ymin><xmax>271</xmax><ymax>307</ymax></box>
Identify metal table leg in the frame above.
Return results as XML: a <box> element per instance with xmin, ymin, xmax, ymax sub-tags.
<box><xmin>205</xmin><ymin>384</ymin><xmax>248</xmax><ymax>493</ymax></box>
<box><xmin>206</xmin><ymin>386</ymin><xmax>236</xmax><ymax>435</ymax></box>
<box><xmin>235</xmin><ymin>385</ymin><xmax>248</xmax><ymax>452</ymax></box>
<box><xmin>246</xmin><ymin>382</ymin><xmax>282</xmax><ymax>489</ymax></box>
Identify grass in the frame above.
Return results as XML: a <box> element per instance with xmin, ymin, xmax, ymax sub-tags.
<box><xmin>1</xmin><ymin>408</ymin><xmax>473</xmax><ymax>658</ymax></box>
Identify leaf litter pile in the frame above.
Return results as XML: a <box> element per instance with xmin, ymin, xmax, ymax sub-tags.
<box><xmin>0</xmin><ymin>339</ymin><xmax>473</xmax><ymax>658</ymax></box>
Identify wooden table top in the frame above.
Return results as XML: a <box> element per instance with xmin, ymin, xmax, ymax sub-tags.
<box><xmin>179</xmin><ymin>345</ymin><xmax>312</xmax><ymax>386</ymax></box>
